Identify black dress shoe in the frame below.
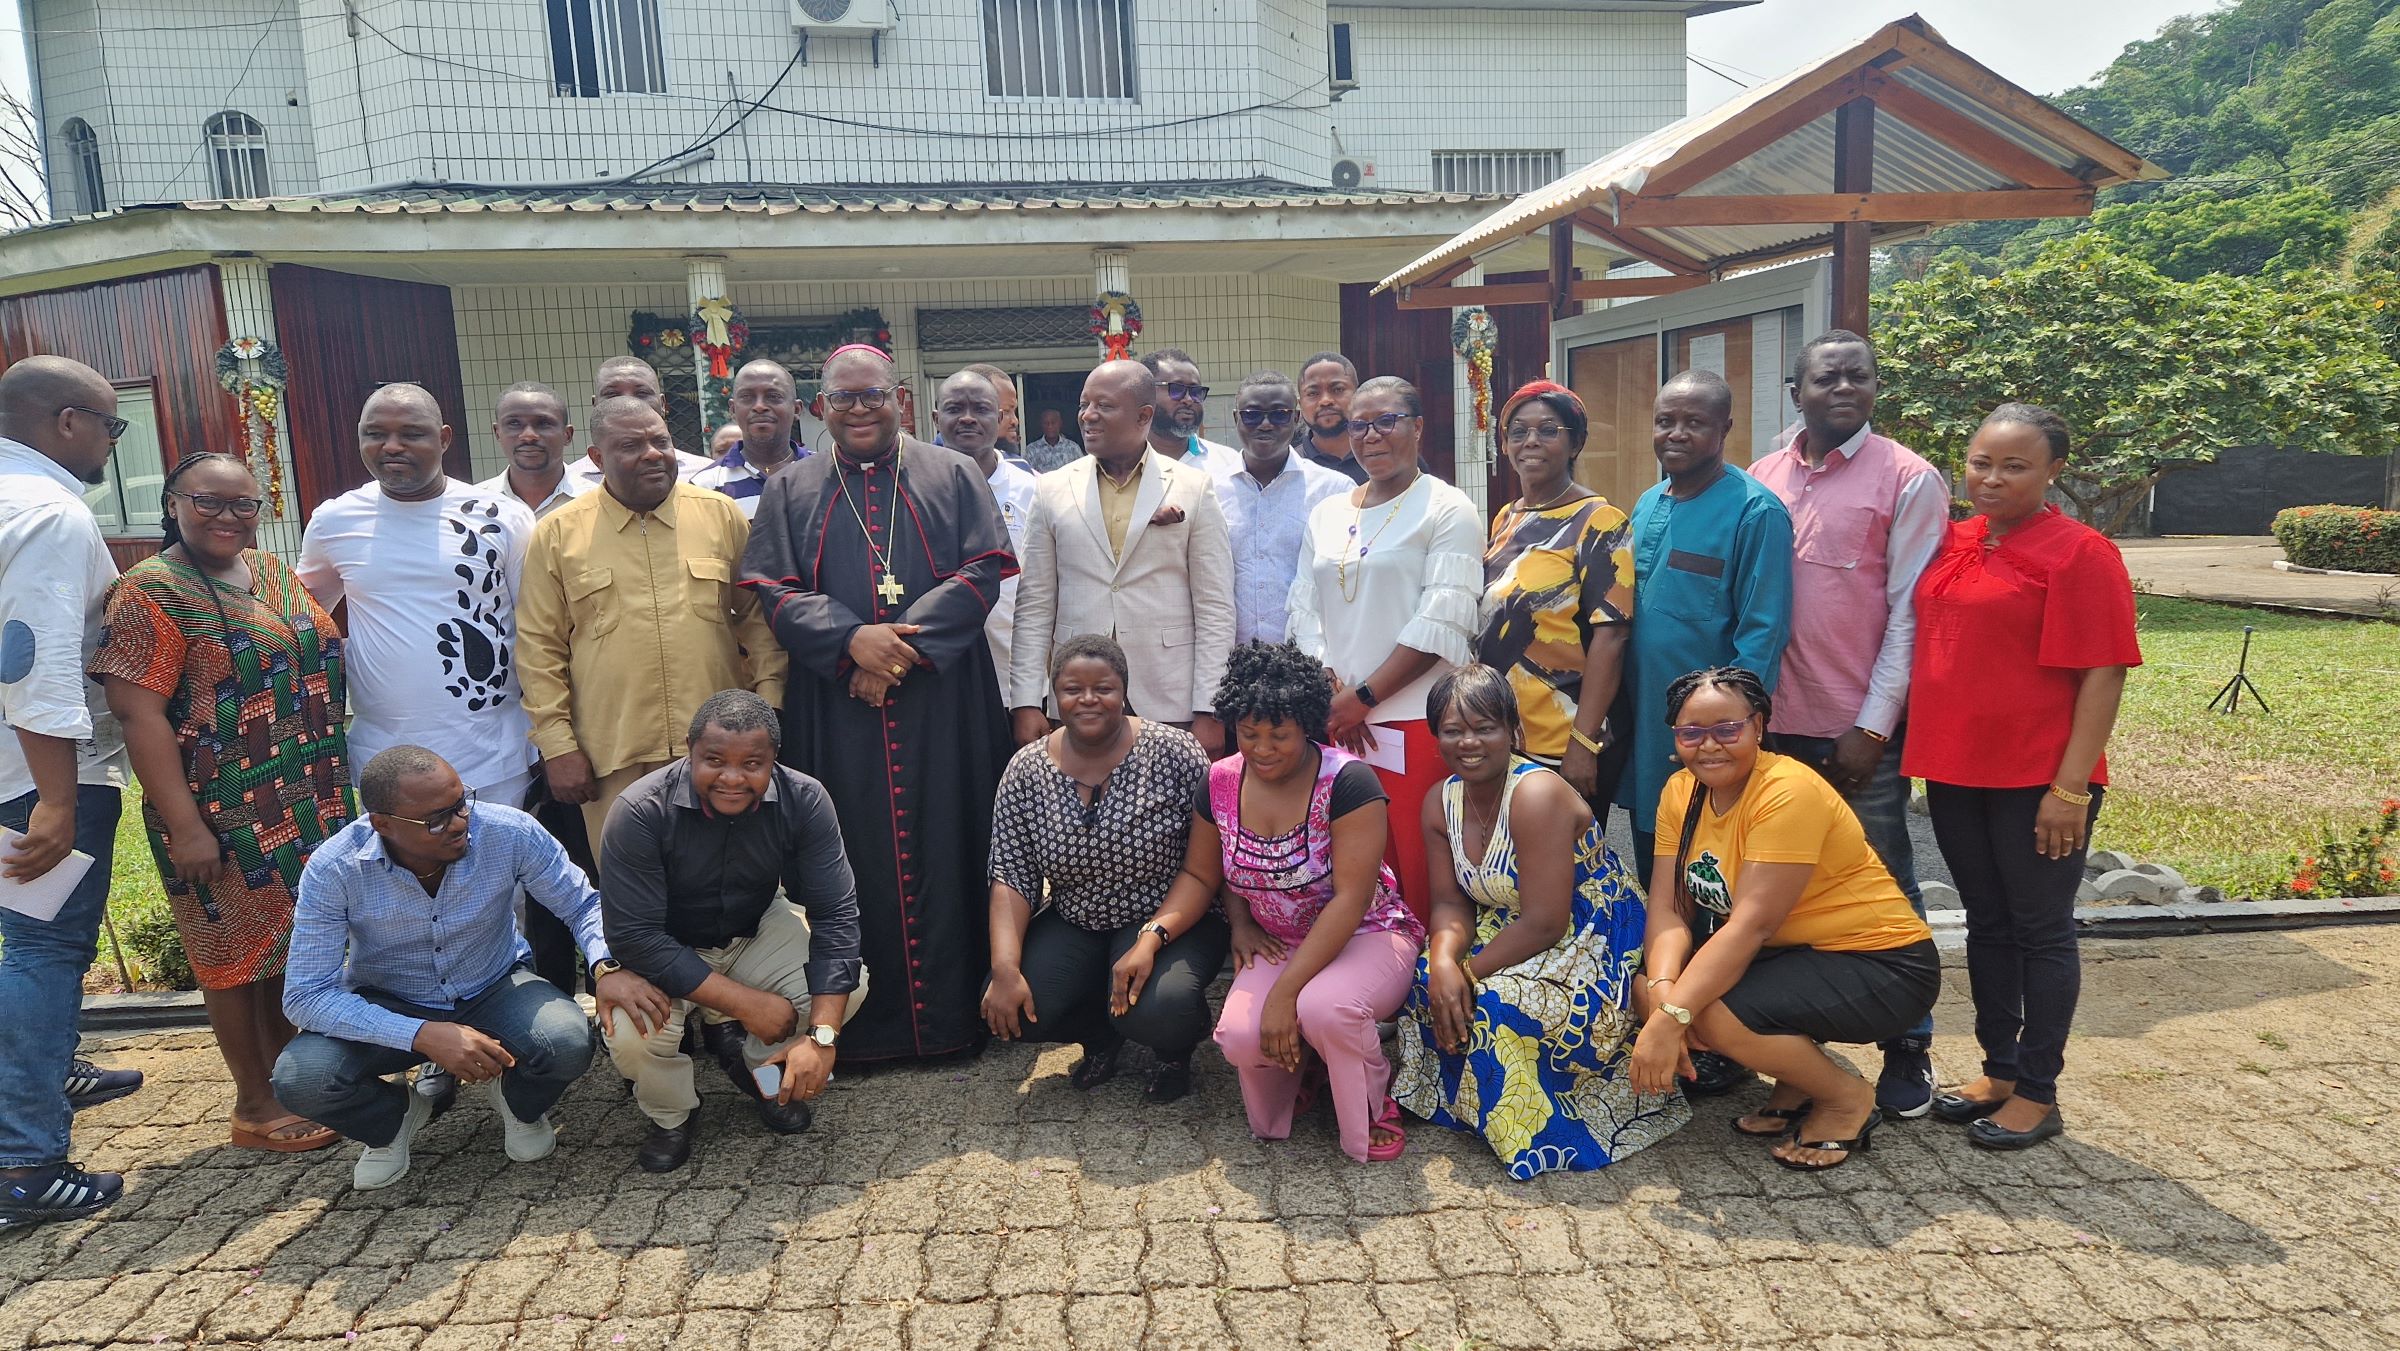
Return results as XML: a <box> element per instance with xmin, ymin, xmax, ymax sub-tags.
<box><xmin>1967</xmin><ymin>1108</ymin><xmax>2065</xmax><ymax>1150</ymax></box>
<box><xmin>638</xmin><ymin>1117</ymin><xmax>698</xmax><ymax>1173</ymax></box>
<box><xmin>1143</xmin><ymin>1058</ymin><xmax>1192</xmax><ymax>1105</ymax></box>
<box><xmin>757</xmin><ymin>1096</ymin><xmax>815</xmax><ymax>1135</ymax></box>
<box><xmin>700</xmin><ymin>1021</ymin><xmax>762</xmax><ymax>1098</ymax></box>
<box><xmin>1681</xmin><ymin>1051</ymin><xmax>1753</xmax><ymax>1098</ymax></box>
<box><xmin>1931</xmin><ymin>1091</ymin><xmax>2010</xmax><ymax>1125</ymax></box>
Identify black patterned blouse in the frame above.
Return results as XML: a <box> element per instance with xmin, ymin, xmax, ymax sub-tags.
<box><xmin>988</xmin><ymin>720</ymin><xmax>1209</xmax><ymax>931</ymax></box>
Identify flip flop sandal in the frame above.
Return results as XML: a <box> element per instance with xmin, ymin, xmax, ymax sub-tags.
<box><xmin>1366</xmin><ymin>1095</ymin><xmax>1407</xmax><ymax>1162</ymax></box>
<box><xmin>230</xmin><ymin>1114</ymin><xmax>338</xmax><ymax>1152</ymax></box>
<box><xmin>1772</xmin><ymin>1108</ymin><xmax>1884</xmax><ymax>1172</ymax></box>
<box><xmin>1730</xmin><ymin>1101</ymin><xmax>1814</xmax><ymax>1138</ymax></box>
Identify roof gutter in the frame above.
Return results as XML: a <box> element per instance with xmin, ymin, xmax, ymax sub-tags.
<box><xmin>337</xmin><ymin>146</ymin><xmax>718</xmax><ymax>199</ymax></box>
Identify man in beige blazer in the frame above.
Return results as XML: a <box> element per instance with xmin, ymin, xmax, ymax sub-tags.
<box><xmin>1009</xmin><ymin>360</ymin><xmax>1236</xmax><ymax>757</ymax></box>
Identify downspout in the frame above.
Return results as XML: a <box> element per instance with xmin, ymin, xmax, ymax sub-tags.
<box><xmin>18</xmin><ymin>0</ymin><xmax>51</xmax><ymax>219</ymax></box>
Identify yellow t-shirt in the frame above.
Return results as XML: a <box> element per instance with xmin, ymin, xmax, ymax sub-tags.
<box><xmin>1653</xmin><ymin>752</ymin><xmax>1930</xmax><ymax>953</ymax></box>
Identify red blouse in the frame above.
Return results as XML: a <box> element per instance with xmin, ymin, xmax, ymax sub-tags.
<box><xmin>1901</xmin><ymin>507</ymin><xmax>2142</xmax><ymax>789</ymax></box>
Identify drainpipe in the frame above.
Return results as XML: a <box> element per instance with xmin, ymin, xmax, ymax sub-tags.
<box><xmin>17</xmin><ymin>0</ymin><xmax>51</xmax><ymax>219</ymax></box>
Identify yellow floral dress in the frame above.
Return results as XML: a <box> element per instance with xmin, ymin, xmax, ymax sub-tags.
<box><xmin>1393</xmin><ymin>757</ymin><xmax>1688</xmax><ymax>1177</ymax></box>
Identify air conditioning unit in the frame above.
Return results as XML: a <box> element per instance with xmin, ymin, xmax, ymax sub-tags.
<box><xmin>792</xmin><ymin>0</ymin><xmax>894</xmax><ymax>35</ymax></box>
<box><xmin>1330</xmin><ymin>157</ymin><xmax>1376</xmax><ymax>190</ymax></box>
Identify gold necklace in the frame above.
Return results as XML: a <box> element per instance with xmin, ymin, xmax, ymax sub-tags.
<box><xmin>1336</xmin><ymin>474</ymin><xmax>1421</xmax><ymax>603</ymax></box>
<box><xmin>835</xmin><ymin>444</ymin><xmax>907</xmax><ymax>605</ymax></box>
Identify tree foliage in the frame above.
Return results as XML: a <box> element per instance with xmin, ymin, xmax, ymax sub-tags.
<box><xmin>2086</xmin><ymin>185</ymin><xmax>2349</xmax><ymax>280</ymax></box>
<box><xmin>1873</xmin><ymin>235</ymin><xmax>2400</xmax><ymax>535</ymax></box>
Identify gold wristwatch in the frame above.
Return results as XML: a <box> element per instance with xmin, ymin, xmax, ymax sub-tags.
<box><xmin>1659</xmin><ymin>1002</ymin><xmax>1693</xmax><ymax>1026</ymax></box>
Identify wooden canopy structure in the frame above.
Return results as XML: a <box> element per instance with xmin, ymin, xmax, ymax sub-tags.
<box><xmin>1376</xmin><ymin>14</ymin><xmax>2169</xmax><ymax>335</ymax></box>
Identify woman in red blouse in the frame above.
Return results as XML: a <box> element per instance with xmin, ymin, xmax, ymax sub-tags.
<box><xmin>1903</xmin><ymin>404</ymin><xmax>2140</xmax><ymax>1151</ymax></box>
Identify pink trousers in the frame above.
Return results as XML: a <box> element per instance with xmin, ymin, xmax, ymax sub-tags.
<box><xmin>1213</xmin><ymin>927</ymin><xmax>1421</xmax><ymax>1163</ymax></box>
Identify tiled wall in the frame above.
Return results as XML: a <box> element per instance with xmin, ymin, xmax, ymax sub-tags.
<box><xmin>1322</xmin><ymin>5</ymin><xmax>1686</xmax><ymax>190</ymax></box>
<box><xmin>448</xmin><ymin>269</ymin><xmax>1340</xmax><ymax>478</ymax></box>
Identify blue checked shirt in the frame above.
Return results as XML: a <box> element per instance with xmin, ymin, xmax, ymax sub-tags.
<box><xmin>284</xmin><ymin>804</ymin><xmax>612</xmax><ymax>1051</ymax></box>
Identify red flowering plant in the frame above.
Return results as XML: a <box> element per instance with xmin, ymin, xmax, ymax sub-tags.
<box><xmin>2273</xmin><ymin>799</ymin><xmax>2400</xmax><ymax>899</ymax></box>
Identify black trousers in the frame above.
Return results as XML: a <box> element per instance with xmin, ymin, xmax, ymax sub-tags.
<box><xmin>524</xmin><ymin>778</ymin><xmax>596</xmax><ymax>996</ymax></box>
<box><xmin>1925</xmin><ymin>782</ymin><xmax>2103</xmax><ymax>1106</ymax></box>
<box><xmin>1002</xmin><ymin>910</ymin><xmax>1231</xmax><ymax>1063</ymax></box>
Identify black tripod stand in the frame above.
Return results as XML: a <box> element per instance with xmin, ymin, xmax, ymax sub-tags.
<box><xmin>2207</xmin><ymin>625</ymin><xmax>2270</xmax><ymax>714</ymax></box>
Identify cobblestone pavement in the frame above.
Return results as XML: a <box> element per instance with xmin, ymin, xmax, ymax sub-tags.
<box><xmin>6</xmin><ymin>926</ymin><xmax>2398</xmax><ymax>1350</ymax></box>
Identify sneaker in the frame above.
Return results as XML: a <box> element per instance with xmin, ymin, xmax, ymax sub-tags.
<box><xmin>1682</xmin><ymin>1050</ymin><xmax>1752</xmax><ymax>1098</ymax></box>
<box><xmin>1875</xmin><ymin>1042</ymin><xmax>1936</xmax><ymax>1120</ymax></box>
<box><xmin>0</xmin><ymin>1163</ymin><xmax>123</xmax><ymax>1227</ymax></box>
<box><xmin>64</xmin><ymin>1059</ymin><xmax>143</xmax><ymax>1111</ymax></box>
<box><xmin>353</xmin><ymin>1085</ymin><xmax>435</xmax><ymax>1191</ymax></box>
<box><xmin>480</xmin><ymin>1079</ymin><xmax>558</xmax><ymax>1163</ymax></box>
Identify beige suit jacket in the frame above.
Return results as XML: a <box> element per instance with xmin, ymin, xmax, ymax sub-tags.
<box><xmin>1009</xmin><ymin>450</ymin><xmax>1236</xmax><ymax>723</ymax></box>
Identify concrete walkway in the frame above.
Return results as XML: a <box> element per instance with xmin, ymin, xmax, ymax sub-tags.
<box><xmin>2120</xmin><ymin>536</ymin><xmax>2397</xmax><ymax>619</ymax></box>
<box><xmin>6</xmin><ymin>925</ymin><xmax>2398</xmax><ymax>1349</ymax></box>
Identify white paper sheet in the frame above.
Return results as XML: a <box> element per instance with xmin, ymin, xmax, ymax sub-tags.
<box><xmin>1362</xmin><ymin>725</ymin><xmax>1407</xmax><ymax>774</ymax></box>
<box><xmin>0</xmin><ymin>832</ymin><xmax>96</xmax><ymax>923</ymax></box>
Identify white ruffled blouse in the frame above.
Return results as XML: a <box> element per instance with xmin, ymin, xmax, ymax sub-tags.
<box><xmin>1286</xmin><ymin>473</ymin><xmax>1484</xmax><ymax>726</ymax></box>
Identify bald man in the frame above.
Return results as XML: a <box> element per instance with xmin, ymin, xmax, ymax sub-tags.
<box><xmin>695</xmin><ymin>359</ymin><xmax>810</xmax><ymax>518</ymax></box>
<box><xmin>568</xmin><ymin>358</ymin><xmax>716</xmax><ymax>492</ymax></box>
<box><xmin>0</xmin><ymin>356</ymin><xmax>139</xmax><ymax>1226</ymax></box>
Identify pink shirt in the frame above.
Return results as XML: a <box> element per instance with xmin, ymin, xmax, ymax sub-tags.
<box><xmin>1749</xmin><ymin>425</ymin><xmax>1949</xmax><ymax>740</ymax></box>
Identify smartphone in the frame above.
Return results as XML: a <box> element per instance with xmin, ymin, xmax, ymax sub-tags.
<box><xmin>752</xmin><ymin>1063</ymin><xmax>782</xmax><ymax>1099</ymax></box>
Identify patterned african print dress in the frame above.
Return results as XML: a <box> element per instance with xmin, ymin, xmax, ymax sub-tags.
<box><xmin>91</xmin><ymin>550</ymin><xmax>357</xmax><ymax>989</ymax></box>
<box><xmin>1393</xmin><ymin>757</ymin><xmax>1687</xmax><ymax>1177</ymax></box>
<box><xmin>1477</xmin><ymin>493</ymin><xmax>1634</xmax><ymax>769</ymax></box>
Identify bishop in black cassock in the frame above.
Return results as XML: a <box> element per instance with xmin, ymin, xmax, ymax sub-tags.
<box><xmin>740</xmin><ymin>346</ymin><xmax>1016</xmax><ymax>1064</ymax></box>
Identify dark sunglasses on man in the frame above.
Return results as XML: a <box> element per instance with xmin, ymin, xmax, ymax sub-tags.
<box><xmin>1235</xmin><ymin>407</ymin><xmax>1298</xmax><ymax>429</ymax></box>
<box><xmin>1163</xmin><ymin>382</ymin><xmax>1210</xmax><ymax>402</ymax></box>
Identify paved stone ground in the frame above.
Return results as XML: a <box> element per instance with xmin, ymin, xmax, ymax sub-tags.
<box><xmin>2119</xmin><ymin>536</ymin><xmax>2398</xmax><ymax>619</ymax></box>
<box><xmin>7</xmin><ymin>925</ymin><xmax>2399</xmax><ymax>1351</ymax></box>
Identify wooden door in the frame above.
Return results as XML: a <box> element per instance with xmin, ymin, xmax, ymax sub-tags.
<box><xmin>1567</xmin><ymin>334</ymin><xmax>1660</xmax><ymax>514</ymax></box>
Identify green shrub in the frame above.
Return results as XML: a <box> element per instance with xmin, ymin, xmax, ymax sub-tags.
<box><xmin>108</xmin><ymin>889</ymin><xmax>193</xmax><ymax>990</ymax></box>
<box><xmin>2271</xmin><ymin>504</ymin><xmax>2400</xmax><ymax>574</ymax></box>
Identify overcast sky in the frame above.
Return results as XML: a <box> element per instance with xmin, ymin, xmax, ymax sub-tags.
<box><xmin>2</xmin><ymin>1</ymin><xmax>2217</xmax><ymax>186</ymax></box>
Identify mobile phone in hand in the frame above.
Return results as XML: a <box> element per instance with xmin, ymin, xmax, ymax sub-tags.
<box><xmin>753</xmin><ymin>1063</ymin><xmax>782</xmax><ymax>1098</ymax></box>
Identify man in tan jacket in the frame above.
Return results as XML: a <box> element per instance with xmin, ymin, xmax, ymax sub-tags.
<box><xmin>517</xmin><ymin>397</ymin><xmax>787</xmax><ymax>856</ymax></box>
<box><xmin>1009</xmin><ymin>360</ymin><xmax>1235</xmax><ymax>757</ymax></box>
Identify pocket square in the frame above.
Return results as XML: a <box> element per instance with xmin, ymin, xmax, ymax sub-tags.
<box><xmin>1150</xmin><ymin>504</ymin><xmax>1186</xmax><ymax>525</ymax></box>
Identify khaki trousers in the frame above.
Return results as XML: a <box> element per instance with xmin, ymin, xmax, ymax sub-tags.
<box><xmin>603</xmin><ymin>898</ymin><xmax>870</xmax><ymax>1129</ymax></box>
<box><xmin>581</xmin><ymin>759</ymin><xmax>669</xmax><ymax>873</ymax></box>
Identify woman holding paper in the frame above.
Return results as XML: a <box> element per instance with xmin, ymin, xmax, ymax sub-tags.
<box><xmin>91</xmin><ymin>452</ymin><xmax>355</xmax><ymax>1152</ymax></box>
<box><xmin>1286</xmin><ymin>377</ymin><xmax>1482</xmax><ymax>924</ymax></box>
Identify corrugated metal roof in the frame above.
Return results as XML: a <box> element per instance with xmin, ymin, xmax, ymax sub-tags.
<box><xmin>1378</xmin><ymin>14</ymin><xmax>2167</xmax><ymax>293</ymax></box>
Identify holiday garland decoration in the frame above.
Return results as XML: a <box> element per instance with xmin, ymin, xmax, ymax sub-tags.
<box><xmin>1451</xmin><ymin>307</ymin><xmax>1498</xmax><ymax>433</ymax></box>
<box><xmin>1091</xmin><ymin>291</ymin><xmax>1143</xmax><ymax>360</ymax></box>
<box><xmin>213</xmin><ymin>336</ymin><xmax>290</xmax><ymax>516</ymax></box>
<box><xmin>689</xmin><ymin>297</ymin><xmax>750</xmax><ymax>428</ymax></box>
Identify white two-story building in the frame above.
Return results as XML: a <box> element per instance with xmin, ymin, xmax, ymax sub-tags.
<box><xmin>3</xmin><ymin>0</ymin><xmax>1742</xmax><ymax>557</ymax></box>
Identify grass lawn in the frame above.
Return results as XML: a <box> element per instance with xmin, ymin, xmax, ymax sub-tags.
<box><xmin>2101</xmin><ymin>597</ymin><xmax>2400</xmax><ymax>897</ymax></box>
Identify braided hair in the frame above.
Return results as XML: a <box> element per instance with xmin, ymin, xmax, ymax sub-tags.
<box><xmin>1212</xmin><ymin>640</ymin><xmax>1332</xmax><ymax>742</ymax></box>
<box><xmin>1660</xmin><ymin>666</ymin><xmax>1772</xmax><ymax>919</ymax></box>
<box><xmin>157</xmin><ymin>452</ymin><xmax>255</xmax><ymax>551</ymax></box>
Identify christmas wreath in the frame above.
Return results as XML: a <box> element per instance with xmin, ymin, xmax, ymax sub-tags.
<box><xmin>690</xmin><ymin>297</ymin><xmax>750</xmax><ymax>427</ymax></box>
<box><xmin>1451</xmin><ymin>307</ymin><xmax>1497</xmax><ymax>433</ymax></box>
<box><xmin>213</xmin><ymin>337</ymin><xmax>290</xmax><ymax>516</ymax></box>
<box><xmin>1091</xmin><ymin>291</ymin><xmax>1143</xmax><ymax>360</ymax></box>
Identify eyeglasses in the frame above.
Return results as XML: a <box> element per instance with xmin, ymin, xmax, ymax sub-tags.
<box><xmin>65</xmin><ymin>405</ymin><xmax>129</xmax><ymax>441</ymax></box>
<box><xmin>823</xmin><ymin>387</ymin><xmax>892</xmax><ymax>412</ymax></box>
<box><xmin>1345</xmin><ymin>413</ymin><xmax>1414</xmax><ymax>439</ymax></box>
<box><xmin>1672</xmin><ymin>720</ymin><xmax>1755</xmax><ymax>747</ymax></box>
<box><xmin>1504</xmin><ymin>421</ymin><xmax>1568</xmax><ymax>445</ymax></box>
<box><xmin>167</xmin><ymin>490</ymin><xmax>265</xmax><ymax>520</ymax></box>
<box><xmin>1235</xmin><ymin>407</ymin><xmax>1298</xmax><ymax>429</ymax></box>
<box><xmin>1163</xmin><ymin>382</ymin><xmax>1210</xmax><ymax>402</ymax></box>
<box><xmin>381</xmin><ymin>788</ymin><xmax>476</xmax><ymax>833</ymax></box>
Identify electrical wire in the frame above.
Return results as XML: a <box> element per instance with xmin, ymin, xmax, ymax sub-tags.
<box><xmin>153</xmin><ymin>0</ymin><xmax>290</xmax><ymax>198</ymax></box>
<box><xmin>615</xmin><ymin>30</ymin><xmax>808</xmax><ymax>182</ymax></box>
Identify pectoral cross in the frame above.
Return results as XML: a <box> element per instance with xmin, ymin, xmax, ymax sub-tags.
<box><xmin>876</xmin><ymin>571</ymin><xmax>906</xmax><ymax>605</ymax></box>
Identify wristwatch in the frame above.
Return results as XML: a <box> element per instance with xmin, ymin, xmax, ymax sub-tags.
<box><xmin>1353</xmin><ymin>682</ymin><xmax>1380</xmax><ymax>709</ymax></box>
<box><xmin>806</xmin><ymin>1024</ymin><xmax>839</xmax><ymax>1048</ymax></box>
<box><xmin>1142</xmin><ymin>921</ymin><xmax>1173</xmax><ymax>945</ymax></box>
<box><xmin>590</xmin><ymin>958</ymin><xmax>624</xmax><ymax>980</ymax></box>
<box><xmin>1570</xmin><ymin>725</ymin><xmax>1606</xmax><ymax>755</ymax></box>
<box><xmin>1659</xmin><ymin>1002</ymin><xmax>1694</xmax><ymax>1026</ymax></box>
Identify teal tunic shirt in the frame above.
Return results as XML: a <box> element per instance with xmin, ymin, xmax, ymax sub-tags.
<box><xmin>1619</xmin><ymin>464</ymin><xmax>1795</xmax><ymax>834</ymax></box>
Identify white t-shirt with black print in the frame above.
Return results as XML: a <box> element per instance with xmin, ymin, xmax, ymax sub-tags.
<box><xmin>298</xmin><ymin>478</ymin><xmax>537</xmax><ymax>792</ymax></box>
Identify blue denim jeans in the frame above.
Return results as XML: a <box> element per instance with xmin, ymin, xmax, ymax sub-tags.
<box><xmin>272</xmin><ymin>967</ymin><xmax>594</xmax><ymax>1147</ymax></box>
<box><xmin>1764</xmin><ymin>729</ymin><xmax>1932</xmax><ymax>1045</ymax></box>
<box><xmin>0</xmin><ymin>784</ymin><xmax>122</xmax><ymax>1167</ymax></box>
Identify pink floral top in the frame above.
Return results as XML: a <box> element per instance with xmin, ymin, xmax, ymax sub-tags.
<box><xmin>1204</xmin><ymin>744</ymin><xmax>1426</xmax><ymax>947</ymax></box>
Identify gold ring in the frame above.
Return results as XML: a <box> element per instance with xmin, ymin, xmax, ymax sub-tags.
<box><xmin>889</xmin><ymin>664</ymin><xmax>906</xmax><ymax>676</ymax></box>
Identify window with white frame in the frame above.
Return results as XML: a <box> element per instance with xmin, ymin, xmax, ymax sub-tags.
<box><xmin>983</xmin><ymin>0</ymin><xmax>1137</xmax><ymax>101</ymax></box>
<box><xmin>1329</xmin><ymin>22</ymin><xmax>1355</xmax><ymax>89</ymax></box>
<box><xmin>63</xmin><ymin>119</ymin><xmax>105</xmax><ymax>213</ymax></box>
<box><xmin>1432</xmin><ymin>150</ymin><xmax>1565</xmax><ymax>196</ymax></box>
<box><xmin>79</xmin><ymin>386</ymin><xmax>164</xmax><ymax>538</ymax></box>
<box><xmin>205</xmin><ymin>112</ymin><xmax>271</xmax><ymax>198</ymax></box>
<box><xmin>546</xmin><ymin>0</ymin><xmax>668</xmax><ymax>97</ymax></box>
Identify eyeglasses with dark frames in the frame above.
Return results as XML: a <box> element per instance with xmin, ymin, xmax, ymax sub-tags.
<box><xmin>1345</xmin><ymin>413</ymin><xmax>1414</xmax><ymax>439</ymax></box>
<box><xmin>1234</xmin><ymin>407</ymin><xmax>1298</xmax><ymax>429</ymax></box>
<box><xmin>1671</xmin><ymin>719</ymin><xmax>1756</xmax><ymax>748</ymax></box>
<box><xmin>1162</xmin><ymin>382</ymin><xmax>1210</xmax><ymax>402</ymax></box>
<box><xmin>64</xmin><ymin>405</ymin><xmax>129</xmax><ymax>441</ymax></box>
<box><xmin>823</xmin><ymin>387</ymin><xmax>892</xmax><ymax>412</ymax></box>
<box><xmin>380</xmin><ymin>788</ymin><xmax>476</xmax><ymax>833</ymax></box>
<box><xmin>167</xmin><ymin>490</ymin><xmax>265</xmax><ymax>520</ymax></box>
<box><xmin>1504</xmin><ymin>421</ymin><xmax>1568</xmax><ymax>445</ymax></box>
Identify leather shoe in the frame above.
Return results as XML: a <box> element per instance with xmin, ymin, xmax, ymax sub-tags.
<box><xmin>1967</xmin><ymin>1108</ymin><xmax>2065</xmax><ymax>1150</ymax></box>
<box><xmin>700</xmin><ymin>1021</ymin><xmax>762</xmax><ymax>1099</ymax></box>
<box><xmin>638</xmin><ymin>1116</ymin><xmax>698</xmax><ymax>1173</ymax></box>
<box><xmin>757</xmin><ymin>1096</ymin><xmax>814</xmax><ymax>1135</ymax></box>
<box><xmin>1931</xmin><ymin>1090</ymin><xmax>2009</xmax><ymax>1125</ymax></box>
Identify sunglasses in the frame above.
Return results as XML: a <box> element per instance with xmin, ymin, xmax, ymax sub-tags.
<box><xmin>1163</xmin><ymin>382</ymin><xmax>1210</xmax><ymax>402</ymax></box>
<box><xmin>381</xmin><ymin>788</ymin><xmax>476</xmax><ymax>833</ymax></box>
<box><xmin>168</xmin><ymin>490</ymin><xmax>265</xmax><ymax>520</ymax></box>
<box><xmin>65</xmin><ymin>405</ymin><xmax>130</xmax><ymax>441</ymax></box>
<box><xmin>1504</xmin><ymin>421</ymin><xmax>1568</xmax><ymax>445</ymax></box>
<box><xmin>1346</xmin><ymin>413</ymin><xmax>1414</xmax><ymax>439</ymax></box>
<box><xmin>1672</xmin><ymin>719</ymin><xmax>1756</xmax><ymax>748</ymax></box>
<box><xmin>824</xmin><ymin>387</ymin><xmax>892</xmax><ymax>412</ymax></box>
<box><xmin>1235</xmin><ymin>407</ymin><xmax>1298</xmax><ymax>429</ymax></box>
